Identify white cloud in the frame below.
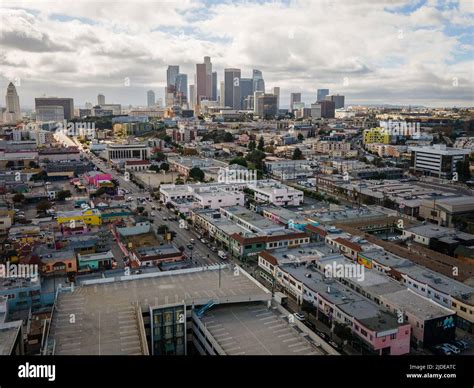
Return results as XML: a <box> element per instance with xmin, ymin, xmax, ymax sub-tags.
<box><xmin>0</xmin><ymin>0</ymin><xmax>472</xmax><ymax>107</ymax></box>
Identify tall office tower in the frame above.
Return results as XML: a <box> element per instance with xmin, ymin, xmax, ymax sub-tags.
<box><xmin>317</xmin><ymin>89</ymin><xmax>329</xmax><ymax>102</ymax></box>
<box><xmin>195</xmin><ymin>63</ymin><xmax>208</xmax><ymax>106</ymax></box>
<box><xmin>310</xmin><ymin>103</ymin><xmax>322</xmax><ymax>119</ymax></box>
<box><xmin>147</xmin><ymin>90</ymin><xmax>155</xmax><ymax>107</ymax></box>
<box><xmin>253</xmin><ymin>91</ymin><xmax>264</xmax><ymax>113</ymax></box>
<box><xmin>35</xmin><ymin>97</ymin><xmax>74</xmax><ymax>120</ymax></box>
<box><xmin>224</xmin><ymin>68</ymin><xmax>241</xmax><ymax>109</ymax></box>
<box><xmin>189</xmin><ymin>84</ymin><xmax>196</xmax><ymax>109</ymax></box>
<box><xmin>319</xmin><ymin>100</ymin><xmax>336</xmax><ymax>118</ymax></box>
<box><xmin>5</xmin><ymin>82</ymin><xmax>21</xmax><ymax>122</ymax></box>
<box><xmin>167</xmin><ymin>65</ymin><xmax>180</xmax><ymax>88</ymax></box>
<box><xmin>273</xmin><ymin>87</ymin><xmax>280</xmax><ymax>111</ymax></box>
<box><xmin>97</xmin><ymin>94</ymin><xmax>105</xmax><ymax>105</ymax></box>
<box><xmin>252</xmin><ymin>69</ymin><xmax>265</xmax><ymax>93</ymax></box>
<box><xmin>255</xmin><ymin>94</ymin><xmax>278</xmax><ymax>119</ymax></box>
<box><xmin>219</xmin><ymin>81</ymin><xmax>225</xmax><ymax>106</ymax></box>
<box><xmin>204</xmin><ymin>56</ymin><xmax>213</xmax><ymax>98</ymax></box>
<box><xmin>290</xmin><ymin>93</ymin><xmax>301</xmax><ymax>111</ymax></box>
<box><xmin>176</xmin><ymin>74</ymin><xmax>188</xmax><ymax>98</ymax></box>
<box><xmin>212</xmin><ymin>71</ymin><xmax>217</xmax><ymax>101</ymax></box>
<box><xmin>240</xmin><ymin>78</ymin><xmax>253</xmax><ymax>109</ymax></box>
<box><xmin>325</xmin><ymin>94</ymin><xmax>345</xmax><ymax>109</ymax></box>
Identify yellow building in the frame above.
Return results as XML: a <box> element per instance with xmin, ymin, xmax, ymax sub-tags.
<box><xmin>57</xmin><ymin>208</ymin><xmax>102</xmax><ymax>226</ymax></box>
<box><xmin>363</xmin><ymin>127</ymin><xmax>390</xmax><ymax>144</ymax></box>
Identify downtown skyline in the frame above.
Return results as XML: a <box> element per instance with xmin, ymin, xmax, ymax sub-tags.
<box><xmin>0</xmin><ymin>0</ymin><xmax>473</xmax><ymax>108</ymax></box>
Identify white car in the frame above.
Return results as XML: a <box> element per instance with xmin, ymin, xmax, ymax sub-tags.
<box><xmin>294</xmin><ymin>313</ymin><xmax>305</xmax><ymax>322</ymax></box>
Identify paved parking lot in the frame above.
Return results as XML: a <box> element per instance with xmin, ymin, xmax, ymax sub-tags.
<box><xmin>201</xmin><ymin>303</ymin><xmax>324</xmax><ymax>355</ymax></box>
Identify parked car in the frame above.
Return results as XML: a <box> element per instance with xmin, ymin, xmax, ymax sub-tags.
<box><xmin>190</xmin><ymin>239</ymin><xmax>195</xmax><ymax>244</ymax></box>
<box><xmin>294</xmin><ymin>313</ymin><xmax>305</xmax><ymax>322</ymax></box>
<box><xmin>210</xmin><ymin>246</ymin><xmax>217</xmax><ymax>252</ymax></box>
<box><xmin>186</xmin><ymin>244</ymin><xmax>193</xmax><ymax>249</ymax></box>
<box><xmin>450</xmin><ymin>339</ymin><xmax>470</xmax><ymax>351</ymax></box>
<box><xmin>442</xmin><ymin>343</ymin><xmax>461</xmax><ymax>354</ymax></box>
<box><xmin>432</xmin><ymin>345</ymin><xmax>452</xmax><ymax>356</ymax></box>
<box><xmin>200</xmin><ymin>238</ymin><xmax>208</xmax><ymax>244</ymax></box>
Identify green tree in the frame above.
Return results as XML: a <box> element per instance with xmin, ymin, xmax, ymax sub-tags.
<box><xmin>246</xmin><ymin>150</ymin><xmax>266</xmax><ymax>170</ymax></box>
<box><xmin>297</xmin><ymin>133</ymin><xmax>304</xmax><ymax>142</ymax></box>
<box><xmin>257</xmin><ymin>136</ymin><xmax>265</xmax><ymax>151</ymax></box>
<box><xmin>189</xmin><ymin>167</ymin><xmax>205</xmax><ymax>182</ymax></box>
<box><xmin>224</xmin><ymin>132</ymin><xmax>234</xmax><ymax>142</ymax></box>
<box><xmin>248</xmin><ymin>139</ymin><xmax>256</xmax><ymax>151</ymax></box>
<box><xmin>292</xmin><ymin>147</ymin><xmax>303</xmax><ymax>160</ymax></box>
<box><xmin>36</xmin><ymin>201</ymin><xmax>52</xmax><ymax>213</ymax></box>
<box><xmin>229</xmin><ymin>157</ymin><xmax>248</xmax><ymax>168</ymax></box>
<box><xmin>160</xmin><ymin>162</ymin><xmax>170</xmax><ymax>172</ymax></box>
<box><xmin>12</xmin><ymin>193</ymin><xmax>25</xmax><ymax>203</ymax></box>
<box><xmin>56</xmin><ymin>190</ymin><xmax>72</xmax><ymax>201</ymax></box>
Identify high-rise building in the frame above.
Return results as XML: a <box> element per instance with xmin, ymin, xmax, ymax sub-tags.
<box><xmin>273</xmin><ymin>87</ymin><xmax>280</xmax><ymax>111</ymax></box>
<box><xmin>204</xmin><ymin>56</ymin><xmax>212</xmax><ymax>98</ymax></box>
<box><xmin>310</xmin><ymin>103</ymin><xmax>321</xmax><ymax>119</ymax></box>
<box><xmin>5</xmin><ymin>82</ymin><xmax>21</xmax><ymax>123</ymax></box>
<box><xmin>319</xmin><ymin>100</ymin><xmax>335</xmax><ymax>118</ymax></box>
<box><xmin>252</xmin><ymin>69</ymin><xmax>265</xmax><ymax>93</ymax></box>
<box><xmin>253</xmin><ymin>91</ymin><xmax>264</xmax><ymax>113</ymax></box>
<box><xmin>224</xmin><ymin>68</ymin><xmax>241</xmax><ymax>109</ymax></box>
<box><xmin>240</xmin><ymin>78</ymin><xmax>253</xmax><ymax>109</ymax></box>
<box><xmin>147</xmin><ymin>90</ymin><xmax>155</xmax><ymax>107</ymax></box>
<box><xmin>219</xmin><ymin>81</ymin><xmax>225</xmax><ymax>106</ymax></box>
<box><xmin>35</xmin><ymin>97</ymin><xmax>74</xmax><ymax>120</ymax></box>
<box><xmin>189</xmin><ymin>84</ymin><xmax>196</xmax><ymax>109</ymax></box>
<box><xmin>290</xmin><ymin>93</ymin><xmax>301</xmax><ymax>111</ymax></box>
<box><xmin>196</xmin><ymin>63</ymin><xmax>207</xmax><ymax>105</ymax></box>
<box><xmin>212</xmin><ymin>71</ymin><xmax>217</xmax><ymax>101</ymax></box>
<box><xmin>167</xmin><ymin>66</ymin><xmax>180</xmax><ymax>88</ymax></box>
<box><xmin>176</xmin><ymin>74</ymin><xmax>188</xmax><ymax>98</ymax></box>
<box><xmin>317</xmin><ymin>89</ymin><xmax>329</xmax><ymax>102</ymax></box>
<box><xmin>325</xmin><ymin>94</ymin><xmax>345</xmax><ymax>109</ymax></box>
<box><xmin>255</xmin><ymin>94</ymin><xmax>278</xmax><ymax>119</ymax></box>
<box><xmin>97</xmin><ymin>94</ymin><xmax>105</xmax><ymax>105</ymax></box>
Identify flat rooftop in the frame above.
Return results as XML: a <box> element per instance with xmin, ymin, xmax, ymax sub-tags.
<box><xmin>199</xmin><ymin>303</ymin><xmax>323</xmax><ymax>355</ymax></box>
<box><xmin>50</xmin><ymin>266</ymin><xmax>270</xmax><ymax>355</ymax></box>
<box><xmin>381</xmin><ymin>289</ymin><xmax>454</xmax><ymax>320</ymax></box>
<box><xmin>0</xmin><ymin>321</ymin><xmax>22</xmax><ymax>355</ymax></box>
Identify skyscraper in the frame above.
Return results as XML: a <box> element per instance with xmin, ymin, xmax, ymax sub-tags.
<box><xmin>167</xmin><ymin>66</ymin><xmax>180</xmax><ymax>88</ymax></box>
<box><xmin>319</xmin><ymin>100</ymin><xmax>336</xmax><ymax>118</ymax></box>
<box><xmin>252</xmin><ymin>69</ymin><xmax>265</xmax><ymax>93</ymax></box>
<box><xmin>5</xmin><ymin>82</ymin><xmax>21</xmax><ymax>122</ymax></box>
<box><xmin>325</xmin><ymin>94</ymin><xmax>345</xmax><ymax>109</ymax></box>
<box><xmin>255</xmin><ymin>94</ymin><xmax>278</xmax><ymax>119</ymax></box>
<box><xmin>273</xmin><ymin>87</ymin><xmax>280</xmax><ymax>111</ymax></box>
<box><xmin>204</xmin><ymin>56</ymin><xmax>213</xmax><ymax>98</ymax></box>
<box><xmin>224</xmin><ymin>68</ymin><xmax>241</xmax><ymax>109</ymax></box>
<box><xmin>176</xmin><ymin>74</ymin><xmax>188</xmax><ymax>98</ymax></box>
<box><xmin>98</xmin><ymin>94</ymin><xmax>105</xmax><ymax>105</ymax></box>
<box><xmin>219</xmin><ymin>81</ymin><xmax>225</xmax><ymax>106</ymax></box>
<box><xmin>189</xmin><ymin>84</ymin><xmax>196</xmax><ymax>109</ymax></box>
<box><xmin>212</xmin><ymin>71</ymin><xmax>218</xmax><ymax>101</ymax></box>
<box><xmin>317</xmin><ymin>89</ymin><xmax>329</xmax><ymax>102</ymax></box>
<box><xmin>147</xmin><ymin>90</ymin><xmax>155</xmax><ymax>107</ymax></box>
<box><xmin>290</xmin><ymin>93</ymin><xmax>301</xmax><ymax>111</ymax></box>
<box><xmin>240</xmin><ymin>78</ymin><xmax>253</xmax><ymax>109</ymax></box>
<box><xmin>196</xmin><ymin>63</ymin><xmax>207</xmax><ymax>105</ymax></box>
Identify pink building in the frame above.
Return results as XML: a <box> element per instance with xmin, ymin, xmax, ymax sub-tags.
<box><xmin>84</xmin><ymin>171</ymin><xmax>112</xmax><ymax>187</ymax></box>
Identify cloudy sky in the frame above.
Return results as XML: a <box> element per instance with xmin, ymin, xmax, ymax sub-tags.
<box><xmin>0</xmin><ymin>0</ymin><xmax>473</xmax><ymax>109</ymax></box>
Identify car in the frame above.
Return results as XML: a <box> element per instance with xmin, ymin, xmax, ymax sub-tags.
<box><xmin>186</xmin><ymin>244</ymin><xmax>194</xmax><ymax>249</ymax></box>
<box><xmin>162</xmin><ymin>217</ymin><xmax>168</xmax><ymax>221</ymax></box>
<box><xmin>293</xmin><ymin>313</ymin><xmax>305</xmax><ymax>322</ymax></box>
<box><xmin>200</xmin><ymin>238</ymin><xmax>208</xmax><ymax>244</ymax></box>
<box><xmin>442</xmin><ymin>343</ymin><xmax>461</xmax><ymax>354</ymax></box>
<box><xmin>151</xmin><ymin>205</ymin><xmax>156</xmax><ymax>210</ymax></box>
<box><xmin>432</xmin><ymin>345</ymin><xmax>452</xmax><ymax>356</ymax></box>
<box><xmin>218</xmin><ymin>250</ymin><xmax>227</xmax><ymax>260</ymax></box>
<box><xmin>150</xmin><ymin>211</ymin><xmax>156</xmax><ymax>217</ymax></box>
<box><xmin>210</xmin><ymin>246</ymin><xmax>217</xmax><ymax>252</ymax></box>
<box><xmin>190</xmin><ymin>239</ymin><xmax>195</xmax><ymax>244</ymax></box>
<box><xmin>450</xmin><ymin>339</ymin><xmax>470</xmax><ymax>351</ymax></box>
